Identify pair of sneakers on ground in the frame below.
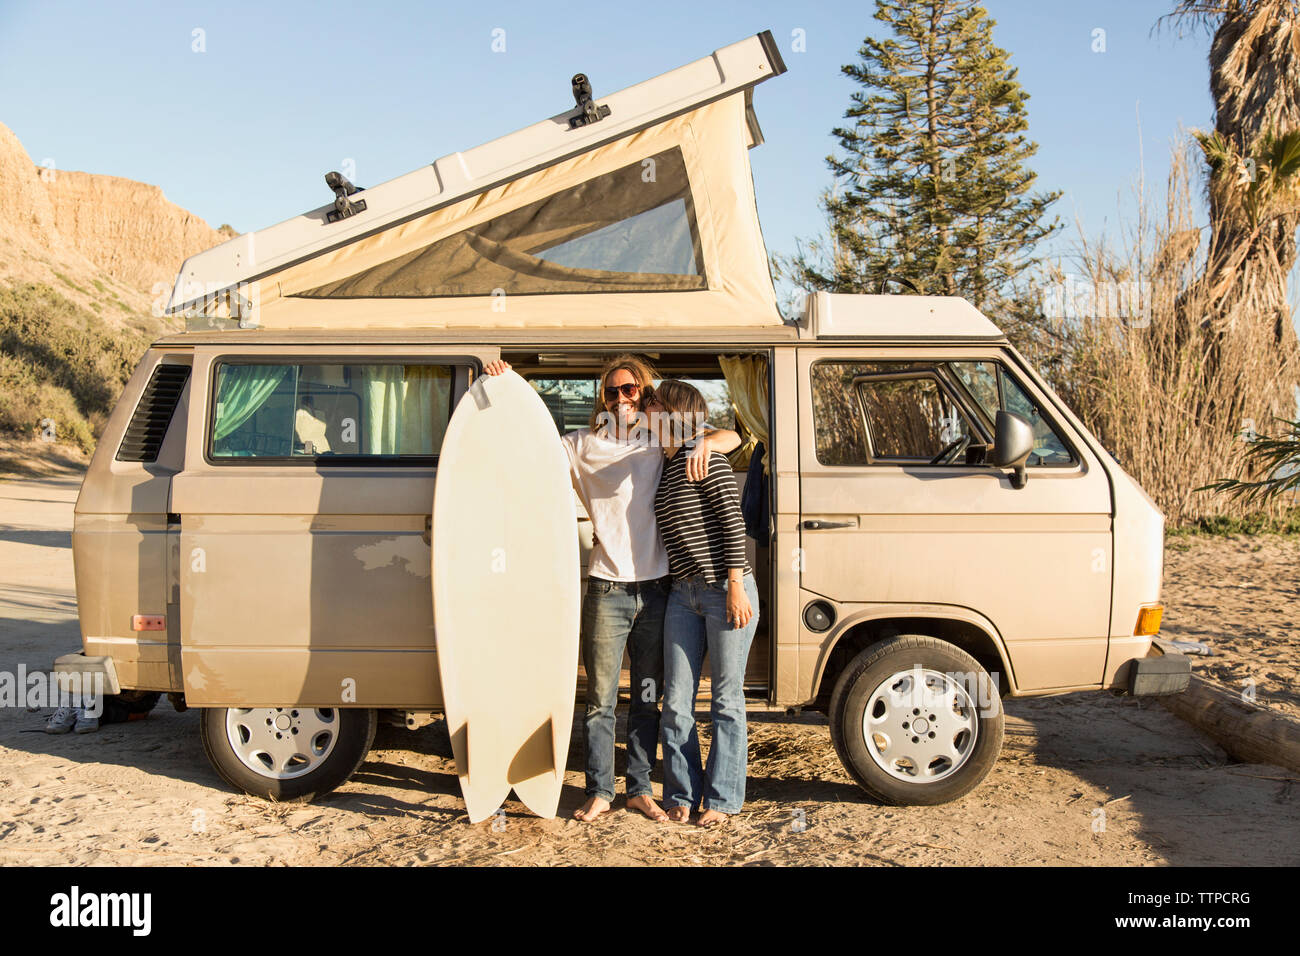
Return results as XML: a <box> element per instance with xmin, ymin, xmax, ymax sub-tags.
<box><xmin>44</xmin><ymin>706</ymin><xmax>98</xmax><ymax>734</ymax></box>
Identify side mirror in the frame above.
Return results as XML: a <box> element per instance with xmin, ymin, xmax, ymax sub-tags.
<box><xmin>992</xmin><ymin>410</ymin><xmax>1034</xmax><ymax>488</ymax></box>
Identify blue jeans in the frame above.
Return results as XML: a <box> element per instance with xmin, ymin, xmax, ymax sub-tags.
<box><xmin>580</xmin><ymin>576</ymin><xmax>669</xmax><ymax>802</ymax></box>
<box><xmin>661</xmin><ymin>572</ymin><xmax>760</xmax><ymax>814</ymax></box>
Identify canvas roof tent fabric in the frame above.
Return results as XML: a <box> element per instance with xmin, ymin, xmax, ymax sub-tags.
<box><xmin>168</xmin><ymin>33</ymin><xmax>788</xmax><ymax>332</ymax></box>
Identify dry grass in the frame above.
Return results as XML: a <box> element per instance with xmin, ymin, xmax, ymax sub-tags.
<box><xmin>1015</xmin><ymin>143</ymin><xmax>1300</xmax><ymax>526</ymax></box>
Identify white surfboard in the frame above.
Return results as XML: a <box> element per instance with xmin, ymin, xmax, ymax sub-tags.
<box><xmin>432</xmin><ymin>370</ymin><xmax>579</xmax><ymax>823</ymax></box>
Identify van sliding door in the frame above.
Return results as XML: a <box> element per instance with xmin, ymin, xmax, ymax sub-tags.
<box><xmin>171</xmin><ymin>345</ymin><xmax>497</xmax><ymax>708</ymax></box>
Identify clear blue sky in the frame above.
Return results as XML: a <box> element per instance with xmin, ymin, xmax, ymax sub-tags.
<box><xmin>0</xmin><ymin>0</ymin><xmax>1218</xmax><ymax>287</ymax></box>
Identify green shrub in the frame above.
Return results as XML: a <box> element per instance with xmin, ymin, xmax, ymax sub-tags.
<box><xmin>0</xmin><ymin>282</ymin><xmax>153</xmax><ymax>454</ymax></box>
<box><xmin>51</xmin><ymin>271</ymin><xmax>88</xmax><ymax>296</ymax></box>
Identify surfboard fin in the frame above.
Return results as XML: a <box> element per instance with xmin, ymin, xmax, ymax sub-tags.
<box><xmin>457</xmin><ymin>718</ymin><xmax>515</xmax><ymax>824</ymax></box>
<box><xmin>509</xmin><ymin>713</ymin><xmax>567</xmax><ymax>819</ymax></box>
<box><xmin>550</xmin><ymin>711</ymin><xmax>567</xmax><ymax>780</ymax></box>
<box><xmin>448</xmin><ymin>719</ymin><xmax>469</xmax><ymax>779</ymax></box>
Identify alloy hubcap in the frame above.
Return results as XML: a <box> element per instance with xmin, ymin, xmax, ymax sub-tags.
<box><xmin>862</xmin><ymin>667</ymin><xmax>978</xmax><ymax>783</ymax></box>
<box><xmin>226</xmin><ymin>708</ymin><xmax>340</xmax><ymax>779</ymax></box>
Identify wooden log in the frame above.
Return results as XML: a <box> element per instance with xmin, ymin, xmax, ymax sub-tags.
<box><xmin>1160</xmin><ymin>673</ymin><xmax>1300</xmax><ymax>774</ymax></box>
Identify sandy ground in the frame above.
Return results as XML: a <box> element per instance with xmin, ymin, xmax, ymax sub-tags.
<box><xmin>1162</xmin><ymin>534</ymin><xmax>1300</xmax><ymax>722</ymax></box>
<box><xmin>0</xmin><ymin>440</ymin><xmax>87</xmax><ymax>480</ymax></box>
<box><xmin>0</xmin><ymin>473</ymin><xmax>1297</xmax><ymax>866</ymax></box>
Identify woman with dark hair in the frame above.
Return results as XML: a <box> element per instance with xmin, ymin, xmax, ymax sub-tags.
<box><xmin>647</xmin><ymin>380</ymin><xmax>759</xmax><ymax>826</ymax></box>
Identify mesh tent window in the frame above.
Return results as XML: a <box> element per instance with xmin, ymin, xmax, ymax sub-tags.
<box><xmin>298</xmin><ymin>147</ymin><xmax>707</xmax><ymax>299</ymax></box>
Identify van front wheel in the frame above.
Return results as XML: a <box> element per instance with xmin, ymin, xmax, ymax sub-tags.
<box><xmin>199</xmin><ymin>706</ymin><xmax>377</xmax><ymax>802</ymax></box>
<box><xmin>828</xmin><ymin>636</ymin><xmax>1003</xmax><ymax>806</ymax></box>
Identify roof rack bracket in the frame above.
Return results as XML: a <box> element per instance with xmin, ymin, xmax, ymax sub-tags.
<box><xmin>324</xmin><ymin>171</ymin><xmax>367</xmax><ymax>223</ymax></box>
<box><xmin>567</xmin><ymin>73</ymin><xmax>611</xmax><ymax>129</ymax></box>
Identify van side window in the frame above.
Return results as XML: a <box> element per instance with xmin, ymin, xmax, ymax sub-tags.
<box><xmin>856</xmin><ymin>376</ymin><xmax>971</xmax><ymax>459</ymax></box>
<box><xmin>529</xmin><ymin>378</ymin><xmax>598</xmax><ymax>434</ymax></box>
<box><xmin>949</xmin><ymin>361</ymin><xmax>1076</xmax><ymax>465</ymax></box>
<box><xmin>209</xmin><ymin>363</ymin><xmax>454</xmax><ymax>460</ymax></box>
<box><xmin>813</xmin><ymin>360</ymin><xmax>1078</xmax><ymax>467</ymax></box>
<box><xmin>813</xmin><ymin>361</ymin><xmax>971</xmax><ymax>465</ymax></box>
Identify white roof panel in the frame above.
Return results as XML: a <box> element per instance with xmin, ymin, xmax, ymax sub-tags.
<box><xmin>806</xmin><ymin>291</ymin><xmax>1006</xmax><ymax>340</ymax></box>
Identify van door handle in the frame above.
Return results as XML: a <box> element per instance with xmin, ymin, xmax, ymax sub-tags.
<box><xmin>802</xmin><ymin>519</ymin><xmax>855</xmax><ymax>530</ymax></box>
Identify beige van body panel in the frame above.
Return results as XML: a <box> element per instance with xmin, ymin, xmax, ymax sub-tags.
<box><xmin>1102</xmin><ymin>463</ymin><xmax>1164</xmax><ymax>684</ymax></box>
<box><xmin>794</xmin><ymin>345</ymin><xmax>1115</xmax><ymax>694</ymax></box>
<box><xmin>171</xmin><ymin>344</ymin><xmax>496</xmax><ymax>707</ymax></box>
<box><xmin>803</xmin><ymin>600</ymin><xmax>1015</xmax><ymax>700</ymax></box>
<box><xmin>1003</xmin><ymin>346</ymin><xmax>1165</xmax><ymax>685</ymax></box>
<box><xmin>74</xmin><ymin>348</ymin><xmax>192</xmax><ymax>692</ymax></box>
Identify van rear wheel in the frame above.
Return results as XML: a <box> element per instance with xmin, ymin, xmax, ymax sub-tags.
<box><xmin>199</xmin><ymin>706</ymin><xmax>377</xmax><ymax>802</ymax></box>
<box><xmin>828</xmin><ymin>636</ymin><xmax>1003</xmax><ymax>806</ymax></box>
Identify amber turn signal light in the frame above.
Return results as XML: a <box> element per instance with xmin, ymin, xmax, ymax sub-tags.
<box><xmin>1134</xmin><ymin>605</ymin><xmax>1163</xmax><ymax>636</ymax></box>
<box><xmin>132</xmin><ymin>615</ymin><xmax>166</xmax><ymax>632</ymax></box>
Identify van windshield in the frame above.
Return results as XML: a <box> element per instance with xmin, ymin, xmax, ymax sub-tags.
<box><xmin>949</xmin><ymin>361</ymin><xmax>1075</xmax><ymax>465</ymax></box>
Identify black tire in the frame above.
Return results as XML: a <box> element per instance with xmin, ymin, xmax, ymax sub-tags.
<box><xmin>199</xmin><ymin>707</ymin><xmax>377</xmax><ymax>802</ymax></box>
<box><xmin>828</xmin><ymin>635</ymin><xmax>1003</xmax><ymax>806</ymax></box>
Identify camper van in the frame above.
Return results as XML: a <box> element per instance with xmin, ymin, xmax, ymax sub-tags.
<box><xmin>57</xmin><ymin>31</ymin><xmax>1188</xmax><ymax>808</ymax></box>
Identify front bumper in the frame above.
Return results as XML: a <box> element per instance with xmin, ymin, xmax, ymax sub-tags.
<box><xmin>1124</xmin><ymin>644</ymin><xmax>1191</xmax><ymax>696</ymax></box>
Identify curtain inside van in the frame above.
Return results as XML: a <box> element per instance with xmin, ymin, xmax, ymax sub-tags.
<box><xmin>719</xmin><ymin>355</ymin><xmax>769</xmax><ymax>473</ymax></box>
<box><xmin>213</xmin><ymin>365</ymin><xmax>292</xmax><ymax>441</ymax></box>
<box><xmin>362</xmin><ymin>365</ymin><xmax>451</xmax><ymax>454</ymax></box>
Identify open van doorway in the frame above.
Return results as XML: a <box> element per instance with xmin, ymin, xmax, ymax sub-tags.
<box><xmin>508</xmin><ymin>349</ymin><xmax>776</xmax><ymax>705</ymax></box>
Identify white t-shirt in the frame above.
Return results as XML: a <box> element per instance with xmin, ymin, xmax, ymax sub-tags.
<box><xmin>561</xmin><ymin>426</ymin><xmax>668</xmax><ymax>583</ymax></box>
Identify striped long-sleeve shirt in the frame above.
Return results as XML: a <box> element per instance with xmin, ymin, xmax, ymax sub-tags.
<box><xmin>653</xmin><ymin>444</ymin><xmax>750</xmax><ymax>583</ymax></box>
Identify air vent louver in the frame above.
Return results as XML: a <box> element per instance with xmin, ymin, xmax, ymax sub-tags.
<box><xmin>115</xmin><ymin>364</ymin><xmax>190</xmax><ymax>463</ymax></box>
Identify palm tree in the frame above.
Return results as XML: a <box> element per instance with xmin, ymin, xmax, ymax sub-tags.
<box><xmin>1163</xmin><ymin>2</ymin><xmax>1300</xmax><ymax>342</ymax></box>
<box><xmin>1164</xmin><ymin>0</ymin><xmax>1300</xmax><ymax>437</ymax></box>
<box><xmin>1159</xmin><ymin>2</ymin><xmax>1300</xmax><ymax>449</ymax></box>
<box><xmin>1194</xmin><ymin>127</ymin><xmax>1300</xmax><ymax>336</ymax></box>
<box><xmin>1201</xmin><ymin>417</ymin><xmax>1300</xmax><ymax>502</ymax></box>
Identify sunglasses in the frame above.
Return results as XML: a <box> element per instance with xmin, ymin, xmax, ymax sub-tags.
<box><xmin>603</xmin><ymin>382</ymin><xmax>644</xmax><ymax>402</ymax></box>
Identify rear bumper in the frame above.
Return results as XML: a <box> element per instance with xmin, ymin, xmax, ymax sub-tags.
<box><xmin>52</xmin><ymin>652</ymin><xmax>122</xmax><ymax>696</ymax></box>
<box><xmin>1124</xmin><ymin>646</ymin><xmax>1191</xmax><ymax>696</ymax></box>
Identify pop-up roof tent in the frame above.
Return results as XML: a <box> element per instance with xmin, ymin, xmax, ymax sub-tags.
<box><xmin>168</xmin><ymin>32</ymin><xmax>788</xmax><ymax>331</ymax></box>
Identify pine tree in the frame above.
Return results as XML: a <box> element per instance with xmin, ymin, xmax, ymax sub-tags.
<box><xmin>781</xmin><ymin>0</ymin><xmax>1060</xmax><ymax>309</ymax></box>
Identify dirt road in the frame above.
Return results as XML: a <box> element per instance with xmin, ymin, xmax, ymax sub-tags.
<box><xmin>1</xmin><ymin>474</ymin><xmax>1296</xmax><ymax>866</ymax></box>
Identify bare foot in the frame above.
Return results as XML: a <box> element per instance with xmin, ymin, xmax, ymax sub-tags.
<box><xmin>695</xmin><ymin>808</ymin><xmax>729</xmax><ymax>828</ymax></box>
<box><xmin>626</xmin><ymin>795</ymin><xmax>669</xmax><ymax>822</ymax></box>
<box><xmin>666</xmin><ymin>805</ymin><xmax>692</xmax><ymax>823</ymax></box>
<box><xmin>573</xmin><ymin>796</ymin><xmax>611</xmax><ymax>822</ymax></box>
